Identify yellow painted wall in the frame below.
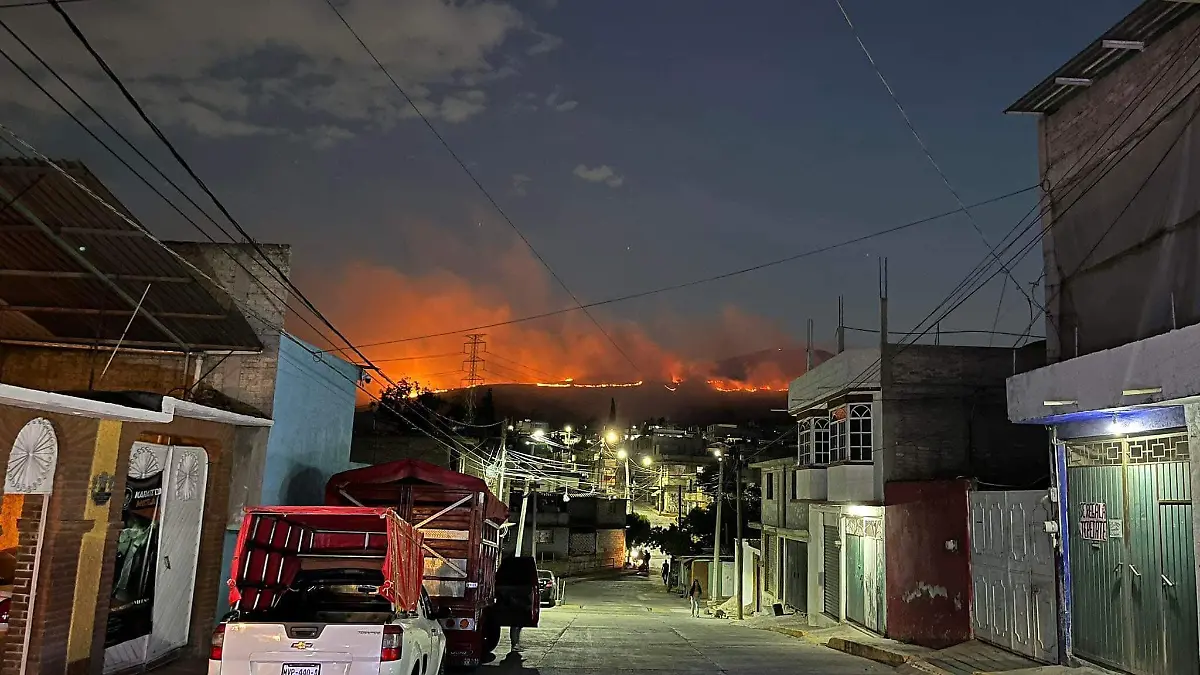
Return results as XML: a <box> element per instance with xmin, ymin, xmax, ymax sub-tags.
<box><xmin>66</xmin><ymin>420</ymin><xmax>123</xmax><ymax>664</ymax></box>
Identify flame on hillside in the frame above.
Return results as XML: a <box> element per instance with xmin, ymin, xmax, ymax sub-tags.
<box><xmin>299</xmin><ymin>229</ymin><xmax>809</xmax><ymax>396</ymax></box>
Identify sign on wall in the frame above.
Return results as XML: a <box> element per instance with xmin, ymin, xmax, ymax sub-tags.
<box><xmin>1079</xmin><ymin>502</ymin><xmax>1108</xmax><ymax>542</ymax></box>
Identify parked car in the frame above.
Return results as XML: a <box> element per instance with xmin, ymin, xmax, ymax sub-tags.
<box><xmin>210</xmin><ymin>507</ymin><xmax>445</xmax><ymax>675</ymax></box>
<box><xmin>537</xmin><ymin>569</ymin><xmax>557</xmax><ymax>607</ymax></box>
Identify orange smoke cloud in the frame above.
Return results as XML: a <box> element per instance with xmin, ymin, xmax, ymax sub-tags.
<box><xmin>299</xmin><ymin>235</ymin><xmax>805</xmax><ymax>394</ymax></box>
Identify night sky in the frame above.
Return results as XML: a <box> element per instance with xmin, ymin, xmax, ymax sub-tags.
<box><xmin>0</xmin><ymin>0</ymin><xmax>1142</xmax><ymax>384</ymax></box>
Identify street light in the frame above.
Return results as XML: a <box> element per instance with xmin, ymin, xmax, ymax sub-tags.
<box><xmin>532</xmin><ymin>428</ymin><xmax>545</xmax><ymax>439</ymax></box>
<box><xmin>564</xmin><ymin>424</ymin><xmax>573</xmax><ymax>433</ymax></box>
<box><xmin>641</xmin><ymin>456</ymin><xmax>652</xmax><ymax>468</ymax></box>
<box><xmin>616</xmin><ymin>448</ymin><xmax>628</xmax><ymax>460</ymax></box>
<box><xmin>606</xmin><ymin>430</ymin><xmax>619</xmax><ymax>444</ymax></box>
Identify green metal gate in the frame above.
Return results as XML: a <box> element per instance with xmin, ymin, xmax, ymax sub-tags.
<box><xmin>1065</xmin><ymin>432</ymin><xmax>1198</xmax><ymax>675</ymax></box>
<box><xmin>846</xmin><ymin>534</ymin><xmax>866</xmax><ymax>626</ymax></box>
<box><xmin>823</xmin><ymin>525</ymin><xmax>840</xmax><ymax>620</ymax></box>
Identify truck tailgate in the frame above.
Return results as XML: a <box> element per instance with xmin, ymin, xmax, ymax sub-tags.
<box><xmin>221</xmin><ymin>623</ymin><xmax>384</xmax><ymax>675</ymax></box>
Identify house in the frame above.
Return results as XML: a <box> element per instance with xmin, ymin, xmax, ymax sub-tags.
<box><xmin>0</xmin><ymin>384</ymin><xmax>271</xmax><ymax>675</ymax></box>
<box><xmin>503</xmin><ymin>494</ymin><xmax>628</xmax><ymax>575</ymax></box>
<box><xmin>756</xmin><ymin>343</ymin><xmax>1047</xmax><ymax>645</ymax></box>
<box><xmin>0</xmin><ymin>158</ymin><xmax>363</xmax><ymax>671</ymax></box>
<box><xmin>1004</xmin><ymin>2</ymin><xmax>1200</xmax><ymax>673</ymax></box>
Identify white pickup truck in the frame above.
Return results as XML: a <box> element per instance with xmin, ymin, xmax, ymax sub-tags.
<box><xmin>209</xmin><ymin>507</ymin><xmax>444</xmax><ymax>675</ymax></box>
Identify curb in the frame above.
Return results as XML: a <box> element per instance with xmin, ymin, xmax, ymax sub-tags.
<box><xmin>826</xmin><ymin>637</ymin><xmax>913</xmax><ymax>668</ymax></box>
<box><xmin>767</xmin><ymin>627</ymin><xmax>809</xmax><ymax>639</ymax></box>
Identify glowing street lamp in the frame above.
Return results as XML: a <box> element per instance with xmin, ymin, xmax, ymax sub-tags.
<box><xmin>605</xmin><ymin>430</ymin><xmax>619</xmax><ymax>445</ymax></box>
<box><xmin>564</xmin><ymin>425</ymin><xmax>573</xmax><ymax>433</ymax></box>
<box><xmin>532</xmin><ymin>428</ymin><xmax>545</xmax><ymax>439</ymax></box>
<box><xmin>616</xmin><ymin>448</ymin><xmax>628</xmax><ymax>460</ymax></box>
<box><xmin>641</xmin><ymin>456</ymin><xmax>653</xmax><ymax>468</ymax></box>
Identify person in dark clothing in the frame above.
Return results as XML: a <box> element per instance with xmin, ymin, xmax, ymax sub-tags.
<box><xmin>661</xmin><ymin>561</ymin><xmax>670</xmax><ymax>585</ymax></box>
<box><xmin>688</xmin><ymin>579</ymin><xmax>703</xmax><ymax>617</ymax></box>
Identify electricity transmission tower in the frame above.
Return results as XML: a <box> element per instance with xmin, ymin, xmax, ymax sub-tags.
<box><xmin>462</xmin><ymin>333</ymin><xmax>486</xmax><ymax>423</ymax></box>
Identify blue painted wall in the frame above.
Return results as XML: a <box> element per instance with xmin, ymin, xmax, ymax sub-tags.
<box><xmin>217</xmin><ymin>336</ymin><xmax>362</xmax><ymax>619</ymax></box>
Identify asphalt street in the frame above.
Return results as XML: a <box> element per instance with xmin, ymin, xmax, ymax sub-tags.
<box><xmin>481</xmin><ymin>573</ymin><xmax>892</xmax><ymax>674</ymax></box>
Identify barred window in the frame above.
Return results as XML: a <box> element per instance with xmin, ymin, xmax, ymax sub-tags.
<box><xmin>812</xmin><ymin>417</ymin><xmax>830</xmax><ymax>465</ymax></box>
<box><xmin>848</xmin><ymin>403</ymin><xmax>873</xmax><ymax>462</ymax></box>
<box><xmin>765</xmin><ymin>471</ymin><xmax>775</xmax><ymax>499</ymax></box>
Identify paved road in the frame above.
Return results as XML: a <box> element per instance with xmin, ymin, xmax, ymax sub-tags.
<box><xmin>480</xmin><ymin>573</ymin><xmax>891</xmax><ymax>674</ymax></box>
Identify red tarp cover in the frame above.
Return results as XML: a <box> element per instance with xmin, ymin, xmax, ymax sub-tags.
<box><xmin>325</xmin><ymin>458</ymin><xmax>508</xmax><ymax>522</ymax></box>
<box><xmin>228</xmin><ymin>506</ymin><xmax>424</xmax><ymax>613</ymax></box>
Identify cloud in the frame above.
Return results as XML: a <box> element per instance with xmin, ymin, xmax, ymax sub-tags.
<box><xmin>511</xmin><ymin>173</ymin><xmax>532</xmax><ymax>196</ymax></box>
<box><xmin>0</xmin><ymin>0</ymin><xmax>557</xmax><ymax>146</ymax></box>
<box><xmin>545</xmin><ymin>90</ymin><xmax>578</xmax><ymax>112</ymax></box>
<box><xmin>573</xmin><ymin>164</ymin><xmax>624</xmax><ymax>188</ymax></box>
<box><xmin>527</xmin><ymin>30</ymin><xmax>563</xmax><ymax>55</ymax></box>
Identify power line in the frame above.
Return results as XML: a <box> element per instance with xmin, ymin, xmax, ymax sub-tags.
<box><xmin>318</xmin><ymin>0</ymin><xmax>643</xmax><ymax>379</ymax></box>
<box><xmin>832</xmin><ymin>0</ymin><xmax>1038</xmax><ymax>316</ymax></box>
<box><xmin>0</xmin><ymin>121</ymin><xmax>496</xmax><ymax>470</ymax></box>
<box><xmin>42</xmin><ymin>0</ymin><xmax>365</xmax><ymax>379</ymax></box>
<box><xmin>323</xmin><ymin>185</ymin><xmax>1036</xmax><ymax>352</ymax></box>
<box><xmin>831</xmin><ymin>21</ymin><xmax>1200</xmax><ymax>397</ymax></box>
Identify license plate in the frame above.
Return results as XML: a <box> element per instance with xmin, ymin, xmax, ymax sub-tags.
<box><xmin>282</xmin><ymin>664</ymin><xmax>320</xmax><ymax>675</ymax></box>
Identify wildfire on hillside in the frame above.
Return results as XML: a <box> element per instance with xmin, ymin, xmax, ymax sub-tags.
<box><xmin>299</xmin><ymin>232</ymin><xmax>814</xmax><ymax>396</ymax></box>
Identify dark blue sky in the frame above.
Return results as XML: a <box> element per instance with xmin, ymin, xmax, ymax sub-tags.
<box><xmin>0</xmin><ymin>0</ymin><xmax>1140</xmax><ymax>378</ymax></box>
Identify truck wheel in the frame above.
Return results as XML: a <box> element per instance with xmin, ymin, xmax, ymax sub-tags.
<box><xmin>481</xmin><ymin>613</ymin><xmax>501</xmax><ymax>655</ymax></box>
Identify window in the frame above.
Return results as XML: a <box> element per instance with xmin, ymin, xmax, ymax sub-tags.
<box><xmin>812</xmin><ymin>417</ymin><xmax>830</xmax><ymax>465</ymax></box>
<box><xmin>791</xmin><ymin>469</ymin><xmax>799</xmax><ymax>500</ymax></box>
<box><xmin>765</xmin><ymin>471</ymin><xmax>775</xmax><ymax>500</ymax></box>
<box><xmin>848</xmin><ymin>403</ymin><xmax>873</xmax><ymax>462</ymax></box>
<box><xmin>797</xmin><ymin>418</ymin><xmax>811</xmax><ymax>465</ymax></box>
<box><xmin>830</xmin><ymin>406</ymin><xmax>847</xmax><ymax>462</ymax></box>
<box><xmin>536</xmin><ymin>529</ymin><xmax>554</xmax><ymax>544</ymax></box>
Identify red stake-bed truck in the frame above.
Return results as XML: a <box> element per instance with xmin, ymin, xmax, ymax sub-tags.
<box><xmin>325</xmin><ymin>460</ymin><xmax>511</xmax><ymax>668</ymax></box>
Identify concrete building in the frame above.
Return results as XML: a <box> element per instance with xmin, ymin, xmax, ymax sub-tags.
<box><xmin>1004</xmin><ymin>3</ymin><xmax>1200</xmax><ymax>674</ymax></box>
<box><xmin>504</xmin><ymin>494</ymin><xmax>628</xmax><ymax>575</ymax></box>
<box><xmin>757</xmin><ymin>344</ymin><xmax>1046</xmax><ymax>642</ymax></box>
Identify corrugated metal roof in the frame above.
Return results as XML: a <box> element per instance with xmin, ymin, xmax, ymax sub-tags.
<box><xmin>0</xmin><ymin>158</ymin><xmax>262</xmax><ymax>351</ymax></box>
<box><xmin>1006</xmin><ymin>0</ymin><xmax>1200</xmax><ymax>115</ymax></box>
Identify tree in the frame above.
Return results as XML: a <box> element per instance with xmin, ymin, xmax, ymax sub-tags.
<box><xmin>626</xmin><ymin>513</ymin><xmax>653</xmax><ymax>548</ymax></box>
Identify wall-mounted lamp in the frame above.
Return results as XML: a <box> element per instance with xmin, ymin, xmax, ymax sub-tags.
<box><xmin>91</xmin><ymin>472</ymin><xmax>115</xmax><ymax>506</ymax></box>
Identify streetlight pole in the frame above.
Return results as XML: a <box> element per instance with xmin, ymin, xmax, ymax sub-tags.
<box><xmin>497</xmin><ymin>420</ymin><xmax>509</xmax><ymax>502</ymax></box>
<box><xmin>735</xmin><ymin>445</ymin><xmax>745</xmax><ymax>620</ymax></box>
<box><xmin>713</xmin><ymin>454</ymin><xmax>724</xmax><ymax>598</ymax></box>
<box><xmin>515</xmin><ymin>481</ymin><xmax>530</xmax><ymax>556</ymax></box>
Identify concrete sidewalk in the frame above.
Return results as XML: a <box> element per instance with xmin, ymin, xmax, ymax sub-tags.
<box><xmin>729</xmin><ymin>614</ymin><xmax>1056</xmax><ymax>675</ymax></box>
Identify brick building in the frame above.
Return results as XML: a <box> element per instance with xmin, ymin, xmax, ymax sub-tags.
<box><xmin>0</xmin><ymin>159</ymin><xmax>364</xmax><ymax>674</ymax></box>
<box><xmin>1003</xmin><ymin>2</ymin><xmax>1200</xmax><ymax>673</ymax></box>
<box><xmin>753</xmin><ymin>344</ymin><xmax>1047</xmax><ymax>641</ymax></box>
<box><xmin>0</xmin><ymin>385</ymin><xmax>270</xmax><ymax>675</ymax></box>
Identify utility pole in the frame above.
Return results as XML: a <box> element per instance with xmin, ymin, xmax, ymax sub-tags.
<box><xmin>497</xmin><ymin>420</ymin><xmax>509</xmax><ymax>503</ymax></box>
<box><xmin>735</xmin><ymin>444</ymin><xmax>744</xmax><ymax>620</ymax></box>
<box><xmin>677</xmin><ymin>484</ymin><xmax>683</xmax><ymax>529</ymax></box>
<box><xmin>515</xmin><ymin>482</ymin><xmax>530</xmax><ymax>556</ymax></box>
<box><xmin>530</xmin><ymin>487</ymin><xmax>539</xmax><ymax>561</ymax></box>
<box><xmin>462</xmin><ymin>333</ymin><xmax>486</xmax><ymax>423</ymax></box>
<box><xmin>712</xmin><ymin>454</ymin><xmax>724</xmax><ymax>598</ymax></box>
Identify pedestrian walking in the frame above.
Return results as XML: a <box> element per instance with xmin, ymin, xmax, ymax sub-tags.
<box><xmin>661</xmin><ymin>560</ymin><xmax>669</xmax><ymax>586</ymax></box>
<box><xmin>688</xmin><ymin>579</ymin><xmax>703</xmax><ymax>617</ymax></box>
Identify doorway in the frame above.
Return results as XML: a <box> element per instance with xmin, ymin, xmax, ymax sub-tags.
<box><xmin>103</xmin><ymin>442</ymin><xmax>209</xmax><ymax>673</ymax></box>
<box><xmin>1</xmin><ymin>417</ymin><xmax>58</xmax><ymax>675</ymax></box>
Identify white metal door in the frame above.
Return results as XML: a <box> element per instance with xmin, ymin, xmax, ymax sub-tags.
<box><xmin>969</xmin><ymin>489</ymin><xmax>1056</xmax><ymax>663</ymax></box>
<box><xmin>147</xmin><ymin>446</ymin><xmax>209</xmax><ymax>661</ymax></box>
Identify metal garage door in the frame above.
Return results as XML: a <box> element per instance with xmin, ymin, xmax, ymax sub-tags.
<box><xmin>1064</xmin><ymin>433</ymin><xmax>1197</xmax><ymax>675</ymax></box>
<box><xmin>823</xmin><ymin>525</ymin><xmax>840</xmax><ymax>620</ymax></box>
<box><xmin>784</xmin><ymin>539</ymin><xmax>806</xmax><ymax>611</ymax></box>
<box><xmin>969</xmin><ymin>489</ymin><xmax>1056</xmax><ymax>663</ymax></box>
